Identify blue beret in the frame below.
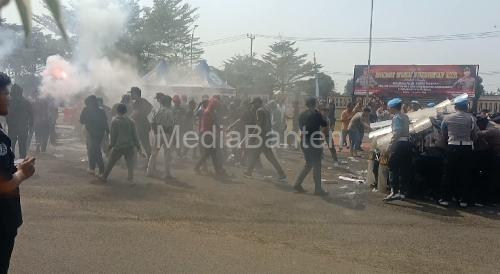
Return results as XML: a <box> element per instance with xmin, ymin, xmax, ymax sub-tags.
<box><xmin>387</xmin><ymin>98</ymin><xmax>402</xmax><ymax>108</ymax></box>
<box><xmin>454</xmin><ymin>97</ymin><xmax>468</xmax><ymax>108</ymax></box>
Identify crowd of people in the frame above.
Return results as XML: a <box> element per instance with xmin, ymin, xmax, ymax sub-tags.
<box><xmin>1</xmin><ymin>69</ymin><xmax>500</xmax><ymax>272</ymax></box>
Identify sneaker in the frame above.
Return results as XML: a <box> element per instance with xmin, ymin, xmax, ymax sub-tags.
<box><xmin>277</xmin><ymin>176</ymin><xmax>288</xmax><ymax>183</ymax></box>
<box><xmin>459</xmin><ymin>202</ymin><xmax>468</xmax><ymax>208</ymax></box>
<box><xmin>164</xmin><ymin>174</ymin><xmax>176</xmax><ymax>181</ymax></box>
<box><xmin>384</xmin><ymin>193</ymin><xmax>402</xmax><ymax>202</ymax></box>
<box><xmin>438</xmin><ymin>199</ymin><xmax>449</xmax><ymax>207</ymax></box>
<box><xmin>474</xmin><ymin>203</ymin><xmax>485</xmax><ymax>208</ymax></box>
<box><xmin>314</xmin><ymin>190</ymin><xmax>329</xmax><ymax>196</ymax></box>
<box><xmin>243</xmin><ymin>172</ymin><xmax>253</xmax><ymax>179</ymax></box>
<box><xmin>400</xmin><ymin>194</ymin><xmax>406</xmax><ymax>200</ymax></box>
<box><xmin>293</xmin><ymin>184</ymin><xmax>307</xmax><ymax>193</ymax></box>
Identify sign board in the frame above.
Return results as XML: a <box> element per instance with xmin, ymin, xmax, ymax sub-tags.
<box><xmin>353</xmin><ymin>65</ymin><xmax>478</xmax><ymax>98</ymax></box>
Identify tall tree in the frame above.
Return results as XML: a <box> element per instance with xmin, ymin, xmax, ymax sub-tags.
<box><xmin>294</xmin><ymin>72</ymin><xmax>335</xmax><ymax>98</ymax></box>
<box><xmin>344</xmin><ymin>78</ymin><xmax>354</xmax><ymax>95</ymax></box>
<box><xmin>0</xmin><ymin>23</ymin><xmax>69</xmax><ymax>92</ymax></box>
<box><xmin>223</xmin><ymin>54</ymin><xmax>275</xmax><ymax>93</ymax></box>
<box><xmin>262</xmin><ymin>40</ymin><xmax>314</xmax><ymax>92</ymax></box>
<box><xmin>122</xmin><ymin>0</ymin><xmax>203</xmax><ymax>72</ymax></box>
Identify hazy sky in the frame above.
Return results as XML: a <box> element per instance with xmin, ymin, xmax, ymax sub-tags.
<box><xmin>3</xmin><ymin>0</ymin><xmax>500</xmax><ymax>91</ymax></box>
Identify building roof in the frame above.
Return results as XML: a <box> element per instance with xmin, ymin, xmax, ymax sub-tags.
<box><xmin>478</xmin><ymin>95</ymin><xmax>500</xmax><ymax>101</ymax></box>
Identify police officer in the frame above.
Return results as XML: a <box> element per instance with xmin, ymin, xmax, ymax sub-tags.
<box><xmin>0</xmin><ymin>72</ymin><xmax>36</xmax><ymax>273</ymax></box>
<box><xmin>384</xmin><ymin>98</ymin><xmax>411</xmax><ymax>202</ymax></box>
<box><xmin>294</xmin><ymin>98</ymin><xmax>329</xmax><ymax>196</ymax></box>
<box><xmin>439</xmin><ymin>97</ymin><xmax>478</xmax><ymax>208</ymax></box>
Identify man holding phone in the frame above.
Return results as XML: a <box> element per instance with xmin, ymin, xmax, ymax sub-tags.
<box><xmin>0</xmin><ymin>72</ymin><xmax>36</xmax><ymax>273</ymax></box>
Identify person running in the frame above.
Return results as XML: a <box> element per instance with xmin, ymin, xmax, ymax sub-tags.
<box><xmin>294</xmin><ymin>98</ymin><xmax>329</xmax><ymax>196</ymax></box>
<box><xmin>0</xmin><ymin>72</ymin><xmax>36</xmax><ymax>273</ymax></box>
<box><xmin>243</xmin><ymin>97</ymin><xmax>287</xmax><ymax>182</ymax></box>
<box><xmin>80</xmin><ymin>95</ymin><xmax>109</xmax><ymax>176</ymax></box>
<box><xmin>101</xmin><ymin>104</ymin><xmax>143</xmax><ymax>183</ymax></box>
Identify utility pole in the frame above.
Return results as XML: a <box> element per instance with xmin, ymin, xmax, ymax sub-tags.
<box><xmin>366</xmin><ymin>0</ymin><xmax>375</xmax><ymax>104</ymax></box>
<box><xmin>314</xmin><ymin>53</ymin><xmax>320</xmax><ymax>98</ymax></box>
<box><xmin>190</xmin><ymin>25</ymin><xmax>199</xmax><ymax>68</ymax></box>
<box><xmin>247</xmin><ymin>33</ymin><xmax>256</xmax><ymax>66</ymax></box>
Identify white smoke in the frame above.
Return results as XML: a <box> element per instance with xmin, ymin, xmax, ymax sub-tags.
<box><xmin>0</xmin><ymin>28</ymin><xmax>21</xmax><ymax>63</ymax></box>
<box><xmin>40</xmin><ymin>0</ymin><xmax>141</xmax><ymax>104</ymax></box>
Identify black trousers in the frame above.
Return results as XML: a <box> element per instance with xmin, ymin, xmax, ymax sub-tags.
<box><xmin>0</xmin><ymin>233</ymin><xmax>16</xmax><ymax>274</ymax></box>
<box><xmin>388</xmin><ymin>141</ymin><xmax>411</xmax><ymax>194</ymax></box>
<box><xmin>442</xmin><ymin>145</ymin><xmax>473</xmax><ymax>202</ymax></box>
<box><xmin>195</xmin><ymin>135</ymin><xmax>223</xmax><ymax>174</ymax></box>
<box><xmin>86</xmin><ymin>134</ymin><xmax>105</xmax><ymax>173</ymax></box>
<box><xmin>295</xmin><ymin>146</ymin><xmax>323</xmax><ymax>192</ymax></box>
<box><xmin>246</xmin><ymin>144</ymin><xmax>285</xmax><ymax>178</ymax></box>
<box><xmin>8</xmin><ymin>128</ymin><xmax>29</xmax><ymax>159</ymax></box>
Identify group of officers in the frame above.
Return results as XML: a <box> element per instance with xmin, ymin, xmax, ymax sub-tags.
<box><xmin>381</xmin><ymin>96</ymin><xmax>500</xmax><ymax>207</ymax></box>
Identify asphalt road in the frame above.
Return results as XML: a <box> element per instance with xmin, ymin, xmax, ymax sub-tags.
<box><xmin>8</xmin><ymin>138</ymin><xmax>500</xmax><ymax>274</ymax></box>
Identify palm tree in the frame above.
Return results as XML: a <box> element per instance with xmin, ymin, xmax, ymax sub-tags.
<box><xmin>0</xmin><ymin>0</ymin><xmax>67</xmax><ymax>40</ymax></box>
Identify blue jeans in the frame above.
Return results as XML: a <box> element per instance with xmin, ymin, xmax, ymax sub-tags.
<box><xmin>348</xmin><ymin>129</ymin><xmax>362</xmax><ymax>150</ymax></box>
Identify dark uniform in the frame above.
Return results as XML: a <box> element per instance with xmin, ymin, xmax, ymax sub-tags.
<box><xmin>294</xmin><ymin>108</ymin><xmax>328</xmax><ymax>194</ymax></box>
<box><xmin>0</xmin><ymin>125</ymin><xmax>22</xmax><ymax>273</ymax></box>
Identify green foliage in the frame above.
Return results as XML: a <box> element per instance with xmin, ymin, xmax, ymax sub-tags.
<box><xmin>262</xmin><ymin>40</ymin><xmax>314</xmax><ymax>92</ymax></box>
<box><xmin>0</xmin><ymin>0</ymin><xmax>67</xmax><ymax>39</ymax></box>
<box><xmin>294</xmin><ymin>72</ymin><xmax>335</xmax><ymax>97</ymax></box>
<box><xmin>223</xmin><ymin>54</ymin><xmax>275</xmax><ymax>93</ymax></box>
<box><xmin>117</xmin><ymin>0</ymin><xmax>203</xmax><ymax>73</ymax></box>
<box><xmin>344</xmin><ymin>78</ymin><xmax>354</xmax><ymax>95</ymax></box>
<box><xmin>0</xmin><ymin>23</ymin><xmax>69</xmax><ymax>92</ymax></box>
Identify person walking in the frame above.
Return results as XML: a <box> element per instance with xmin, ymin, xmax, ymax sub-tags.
<box><xmin>243</xmin><ymin>97</ymin><xmax>287</xmax><ymax>182</ymax></box>
<box><xmin>194</xmin><ymin>97</ymin><xmax>226</xmax><ymax>176</ymax></box>
<box><xmin>294</xmin><ymin>98</ymin><xmax>329</xmax><ymax>196</ymax></box>
<box><xmin>147</xmin><ymin>94</ymin><xmax>175</xmax><ymax>181</ymax></box>
<box><xmin>80</xmin><ymin>95</ymin><xmax>109</xmax><ymax>176</ymax></box>
<box><xmin>101</xmin><ymin>104</ymin><xmax>143</xmax><ymax>183</ymax></box>
<box><xmin>0</xmin><ymin>72</ymin><xmax>36</xmax><ymax>273</ymax></box>
<box><xmin>339</xmin><ymin>102</ymin><xmax>354</xmax><ymax>151</ymax></box>
<box><xmin>130</xmin><ymin>87</ymin><xmax>152</xmax><ymax>164</ymax></box>
<box><xmin>383</xmin><ymin>98</ymin><xmax>411</xmax><ymax>202</ymax></box>
<box><xmin>6</xmin><ymin>84</ymin><xmax>33</xmax><ymax>159</ymax></box>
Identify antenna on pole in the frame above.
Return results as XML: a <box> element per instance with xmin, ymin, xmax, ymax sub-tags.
<box><xmin>247</xmin><ymin>34</ymin><xmax>256</xmax><ymax>66</ymax></box>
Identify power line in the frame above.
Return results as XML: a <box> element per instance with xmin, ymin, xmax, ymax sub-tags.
<box><xmin>200</xmin><ymin>30</ymin><xmax>500</xmax><ymax>46</ymax></box>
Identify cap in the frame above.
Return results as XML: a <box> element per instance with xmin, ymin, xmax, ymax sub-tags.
<box><xmin>172</xmin><ymin>94</ymin><xmax>181</xmax><ymax>104</ymax></box>
<box><xmin>250</xmin><ymin>97</ymin><xmax>263</xmax><ymax>106</ymax></box>
<box><xmin>387</xmin><ymin>98</ymin><xmax>402</xmax><ymax>108</ymax></box>
<box><xmin>454</xmin><ymin>97</ymin><xmax>468</xmax><ymax>108</ymax></box>
<box><xmin>155</xmin><ymin>92</ymin><xmax>165</xmax><ymax>99</ymax></box>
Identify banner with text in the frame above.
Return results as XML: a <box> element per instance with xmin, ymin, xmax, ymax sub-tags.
<box><xmin>353</xmin><ymin>65</ymin><xmax>478</xmax><ymax>98</ymax></box>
